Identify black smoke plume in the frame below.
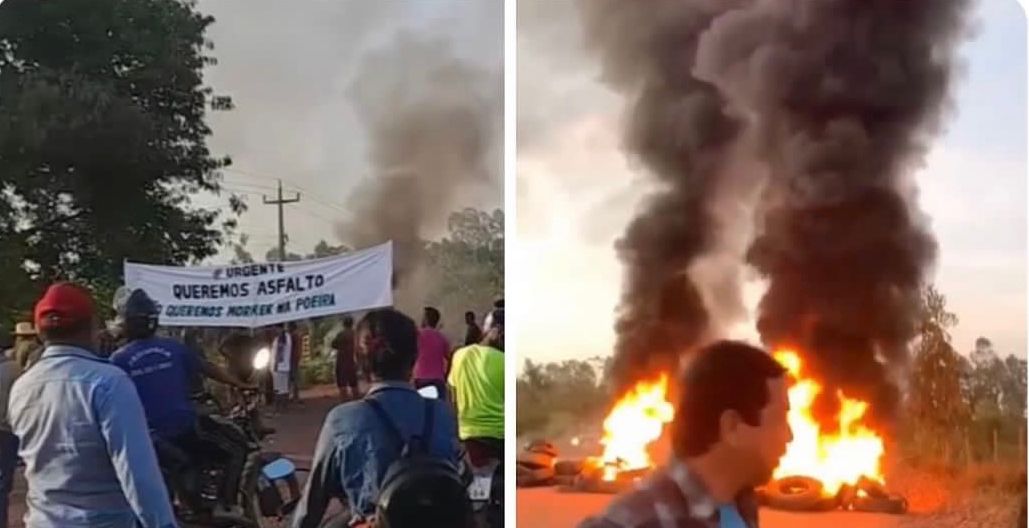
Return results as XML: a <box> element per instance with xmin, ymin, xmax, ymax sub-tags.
<box><xmin>580</xmin><ymin>0</ymin><xmax>972</xmax><ymax>425</ymax></box>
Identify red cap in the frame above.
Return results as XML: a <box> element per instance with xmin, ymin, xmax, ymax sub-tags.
<box><xmin>34</xmin><ymin>282</ymin><xmax>95</xmax><ymax>331</ymax></box>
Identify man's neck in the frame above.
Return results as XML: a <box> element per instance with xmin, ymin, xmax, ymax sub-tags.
<box><xmin>46</xmin><ymin>341</ymin><xmax>96</xmax><ymax>355</ymax></box>
<box><xmin>683</xmin><ymin>451</ymin><xmax>744</xmax><ymax>504</ymax></box>
<box><xmin>370</xmin><ymin>376</ymin><xmax>411</xmax><ymax>385</ymax></box>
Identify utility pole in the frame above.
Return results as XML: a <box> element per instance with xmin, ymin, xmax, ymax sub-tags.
<box><xmin>263</xmin><ymin>180</ymin><xmax>301</xmax><ymax>261</ymax></box>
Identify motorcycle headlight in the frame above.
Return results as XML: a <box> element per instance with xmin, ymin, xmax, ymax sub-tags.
<box><xmin>253</xmin><ymin>347</ymin><xmax>271</xmax><ymax>370</ymax></box>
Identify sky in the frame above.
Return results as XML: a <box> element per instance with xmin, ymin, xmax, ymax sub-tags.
<box><xmin>193</xmin><ymin>0</ymin><xmax>503</xmax><ymax>261</ymax></box>
<box><xmin>516</xmin><ymin>0</ymin><xmax>1027</xmax><ymax>363</ymax></box>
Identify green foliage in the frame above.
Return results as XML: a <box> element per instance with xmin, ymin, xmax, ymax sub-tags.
<box><xmin>299</xmin><ymin>351</ymin><xmax>335</xmax><ymax>388</ymax></box>
<box><xmin>0</xmin><ymin>0</ymin><xmax>239</xmax><ymax>326</ymax></box>
<box><xmin>425</xmin><ymin>207</ymin><xmax>504</xmax><ymax>331</ymax></box>
<box><xmin>904</xmin><ymin>285</ymin><xmax>1027</xmax><ymax>468</ymax></box>
<box><xmin>517</xmin><ymin>357</ymin><xmax>612</xmax><ymax>438</ymax></box>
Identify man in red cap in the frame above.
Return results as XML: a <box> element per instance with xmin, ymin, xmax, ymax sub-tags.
<box><xmin>8</xmin><ymin>283</ymin><xmax>176</xmax><ymax>528</ymax></box>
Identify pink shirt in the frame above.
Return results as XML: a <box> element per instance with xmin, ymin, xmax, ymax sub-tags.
<box><xmin>414</xmin><ymin>328</ymin><xmax>451</xmax><ymax>381</ymax></box>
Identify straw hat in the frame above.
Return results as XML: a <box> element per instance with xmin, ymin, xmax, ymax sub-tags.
<box><xmin>13</xmin><ymin>322</ymin><xmax>36</xmax><ymax>337</ymax></box>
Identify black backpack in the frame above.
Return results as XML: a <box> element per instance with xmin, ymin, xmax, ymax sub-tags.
<box><xmin>366</xmin><ymin>396</ymin><xmax>470</xmax><ymax>528</ymax></box>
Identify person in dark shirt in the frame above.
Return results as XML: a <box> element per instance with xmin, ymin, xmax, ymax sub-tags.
<box><xmin>110</xmin><ymin>289</ymin><xmax>255</xmax><ymax>522</ymax></box>
<box><xmin>332</xmin><ymin>315</ymin><xmax>359</xmax><ymax>401</ymax></box>
<box><xmin>580</xmin><ymin>341</ymin><xmax>792</xmax><ymax>528</ymax></box>
<box><xmin>463</xmin><ymin>310</ymin><xmax>483</xmax><ymax>346</ymax></box>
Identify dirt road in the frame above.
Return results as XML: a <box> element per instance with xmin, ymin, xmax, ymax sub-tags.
<box><xmin>517</xmin><ymin>487</ymin><xmax>906</xmax><ymax>528</ymax></box>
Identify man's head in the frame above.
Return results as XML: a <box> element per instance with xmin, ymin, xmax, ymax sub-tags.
<box><xmin>219</xmin><ymin>332</ymin><xmax>256</xmax><ymax>358</ymax></box>
<box><xmin>115</xmin><ymin>289</ymin><xmax>160</xmax><ymax>341</ymax></box>
<box><xmin>422</xmin><ymin>306</ymin><xmax>441</xmax><ymax>329</ymax></box>
<box><xmin>357</xmin><ymin>308</ymin><xmax>418</xmax><ymax>382</ymax></box>
<box><xmin>342</xmin><ymin>315</ymin><xmax>354</xmax><ymax>329</ymax></box>
<box><xmin>13</xmin><ymin>322</ymin><xmax>37</xmax><ymax>346</ymax></box>
<box><xmin>219</xmin><ymin>332</ymin><xmax>257</xmax><ymax>378</ymax></box>
<box><xmin>672</xmin><ymin>340</ymin><xmax>791</xmax><ymax>487</ymax></box>
<box><xmin>464</xmin><ymin>311</ymin><xmax>476</xmax><ymax>325</ymax></box>
<box><xmin>35</xmin><ymin>282</ymin><xmax>98</xmax><ymax>350</ymax></box>
<box><xmin>286</xmin><ymin>321</ymin><xmax>297</xmax><ymax>332</ymax></box>
<box><xmin>481</xmin><ymin>308</ymin><xmax>504</xmax><ymax>351</ymax></box>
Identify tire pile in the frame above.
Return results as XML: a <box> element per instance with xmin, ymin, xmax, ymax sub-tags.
<box><xmin>515</xmin><ymin>440</ymin><xmax>642</xmax><ymax>493</ymax></box>
<box><xmin>758</xmin><ymin>475</ymin><xmax>908</xmax><ymax>514</ymax></box>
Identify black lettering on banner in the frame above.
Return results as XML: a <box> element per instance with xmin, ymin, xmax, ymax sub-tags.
<box><xmin>276</xmin><ymin>301</ymin><xmax>291</xmax><ymax>314</ymax></box>
<box><xmin>163</xmin><ymin>305</ymin><xmax>224</xmax><ymax>318</ymax></box>
<box><xmin>294</xmin><ymin>294</ymin><xmax>336</xmax><ymax>311</ymax></box>
<box><xmin>226</xmin><ymin>304</ymin><xmax>275</xmax><ymax>317</ymax></box>
<box><xmin>172</xmin><ymin>282</ymin><xmax>250</xmax><ymax>300</ymax></box>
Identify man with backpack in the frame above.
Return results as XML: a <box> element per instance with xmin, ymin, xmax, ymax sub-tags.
<box><xmin>291</xmin><ymin>308</ymin><xmax>468</xmax><ymax>528</ymax></box>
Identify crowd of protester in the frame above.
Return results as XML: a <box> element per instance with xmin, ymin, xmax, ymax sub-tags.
<box><xmin>0</xmin><ymin>282</ymin><xmax>504</xmax><ymax>528</ymax></box>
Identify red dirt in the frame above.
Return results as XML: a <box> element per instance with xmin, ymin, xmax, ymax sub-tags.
<box><xmin>516</xmin><ymin>487</ymin><xmax>905</xmax><ymax>528</ymax></box>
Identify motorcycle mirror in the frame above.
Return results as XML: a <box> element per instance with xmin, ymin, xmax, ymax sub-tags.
<box><xmin>417</xmin><ymin>385</ymin><xmax>439</xmax><ymax>399</ymax></box>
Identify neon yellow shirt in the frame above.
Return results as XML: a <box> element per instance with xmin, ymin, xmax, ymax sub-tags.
<box><xmin>447</xmin><ymin>344</ymin><xmax>504</xmax><ymax>440</ymax></box>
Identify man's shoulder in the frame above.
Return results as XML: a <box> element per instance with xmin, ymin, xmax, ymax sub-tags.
<box><xmin>325</xmin><ymin>399</ymin><xmax>374</xmax><ymax>428</ymax></box>
<box><xmin>453</xmin><ymin>344</ymin><xmax>500</xmax><ymax>363</ymax></box>
<box><xmin>584</xmin><ymin>468</ymin><xmax>709</xmax><ymax>528</ymax></box>
<box><xmin>13</xmin><ymin>351</ymin><xmax>129</xmax><ymax>393</ymax></box>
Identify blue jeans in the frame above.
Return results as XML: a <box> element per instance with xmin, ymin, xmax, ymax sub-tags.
<box><xmin>0</xmin><ymin>431</ymin><xmax>17</xmax><ymax>528</ymax></box>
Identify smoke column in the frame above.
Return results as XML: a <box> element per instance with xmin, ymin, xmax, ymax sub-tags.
<box><xmin>338</xmin><ymin>34</ymin><xmax>500</xmax><ymax>309</ymax></box>
<box><xmin>578</xmin><ymin>0</ymin><xmax>753</xmax><ymax>392</ymax></box>
<box><xmin>695</xmin><ymin>0</ymin><xmax>971</xmax><ymax>427</ymax></box>
<box><xmin>581</xmin><ymin>0</ymin><xmax>972</xmax><ymax>420</ymax></box>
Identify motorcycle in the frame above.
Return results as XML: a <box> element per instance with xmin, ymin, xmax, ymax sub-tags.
<box><xmin>417</xmin><ymin>386</ymin><xmax>503</xmax><ymax>528</ymax></box>
<box><xmin>162</xmin><ymin>384</ymin><xmax>302</xmax><ymax>527</ymax></box>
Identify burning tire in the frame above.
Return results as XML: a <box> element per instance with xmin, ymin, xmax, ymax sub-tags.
<box><xmin>553</xmin><ymin>459</ymin><xmax>585</xmax><ymax>476</ymax></box>
<box><xmin>516</xmin><ymin>451</ymin><xmax>554</xmax><ymax>470</ymax></box>
<box><xmin>763</xmin><ymin>476</ymin><xmax>826</xmax><ymax>511</ymax></box>
<box><xmin>515</xmin><ymin>465</ymin><xmax>554</xmax><ymax>487</ymax></box>
<box><xmin>849</xmin><ymin>495</ymin><xmax>908</xmax><ymax>515</ymax></box>
<box><xmin>524</xmin><ymin>440</ymin><xmax>558</xmax><ymax>458</ymax></box>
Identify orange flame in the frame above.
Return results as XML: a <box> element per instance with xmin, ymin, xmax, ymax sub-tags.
<box><xmin>772</xmin><ymin>348</ymin><xmax>885</xmax><ymax>495</ymax></box>
<box><xmin>594</xmin><ymin>375</ymin><xmax>675</xmax><ymax>481</ymax></box>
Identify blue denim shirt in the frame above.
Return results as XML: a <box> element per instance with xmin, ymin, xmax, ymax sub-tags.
<box><xmin>291</xmin><ymin>382</ymin><xmax>462</xmax><ymax>528</ymax></box>
<box><xmin>8</xmin><ymin>345</ymin><xmax>177</xmax><ymax>528</ymax></box>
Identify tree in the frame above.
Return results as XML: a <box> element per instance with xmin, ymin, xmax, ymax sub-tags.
<box><xmin>965</xmin><ymin>337</ymin><xmax>1006</xmax><ymax>417</ymax></box>
<box><xmin>310</xmin><ymin>240</ymin><xmax>349</xmax><ymax>259</ymax></box>
<box><xmin>229</xmin><ymin>234</ymin><xmax>255</xmax><ymax>265</ymax></box>
<box><xmin>424</xmin><ymin>208</ymin><xmax>504</xmax><ymax>327</ymax></box>
<box><xmin>907</xmin><ymin>285</ymin><xmax>969</xmax><ymax>461</ymax></box>
<box><xmin>0</xmin><ymin>0</ymin><xmax>240</xmax><ymax>323</ymax></box>
<box><xmin>517</xmin><ymin>358</ymin><xmax>610</xmax><ymax>437</ymax></box>
<box><xmin>1000</xmin><ymin>354</ymin><xmax>1027</xmax><ymax>420</ymax></box>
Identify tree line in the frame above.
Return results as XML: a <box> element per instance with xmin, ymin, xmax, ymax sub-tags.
<box><xmin>517</xmin><ymin>285</ymin><xmax>1028</xmax><ymax>470</ymax></box>
<box><xmin>0</xmin><ymin>1</ymin><xmax>504</xmax><ymax>339</ymax></box>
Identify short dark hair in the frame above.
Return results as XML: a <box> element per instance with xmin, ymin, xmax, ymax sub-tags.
<box><xmin>423</xmin><ymin>307</ymin><xmax>441</xmax><ymax>328</ymax></box>
<box><xmin>464</xmin><ymin>311</ymin><xmax>476</xmax><ymax>321</ymax></box>
<box><xmin>358</xmin><ymin>308</ymin><xmax>419</xmax><ymax>381</ymax></box>
<box><xmin>342</xmin><ymin>315</ymin><xmax>354</xmax><ymax>328</ymax></box>
<box><xmin>219</xmin><ymin>332</ymin><xmax>255</xmax><ymax>354</ymax></box>
<box><xmin>672</xmin><ymin>340</ymin><xmax>787</xmax><ymax>458</ymax></box>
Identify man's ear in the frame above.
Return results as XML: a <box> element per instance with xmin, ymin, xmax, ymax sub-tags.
<box><xmin>719</xmin><ymin>409</ymin><xmax>743</xmax><ymax>447</ymax></box>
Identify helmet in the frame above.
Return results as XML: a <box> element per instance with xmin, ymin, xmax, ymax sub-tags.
<box><xmin>115</xmin><ymin>289</ymin><xmax>160</xmax><ymax>339</ymax></box>
<box><xmin>483</xmin><ymin>307</ymin><xmax>503</xmax><ymax>351</ymax></box>
<box><xmin>483</xmin><ymin>307</ymin><xmax>503</xmax><ymax>331</ymax></box>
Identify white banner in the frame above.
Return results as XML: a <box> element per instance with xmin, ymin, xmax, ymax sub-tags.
<box><xmin>123</xmin><ymin>241</ymin><xmax>393</xmax><ymax>328</ymax></box>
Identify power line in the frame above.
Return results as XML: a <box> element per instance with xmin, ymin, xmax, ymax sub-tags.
<box><xmin>222</xmin><ymin>167</ymin><xmax>349</xmax><ymax>211</ymax></box>
<box><xmin>263</xmin><ymin>180</ymin><xmax>301</xmax><ymax>262</ymax></box>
